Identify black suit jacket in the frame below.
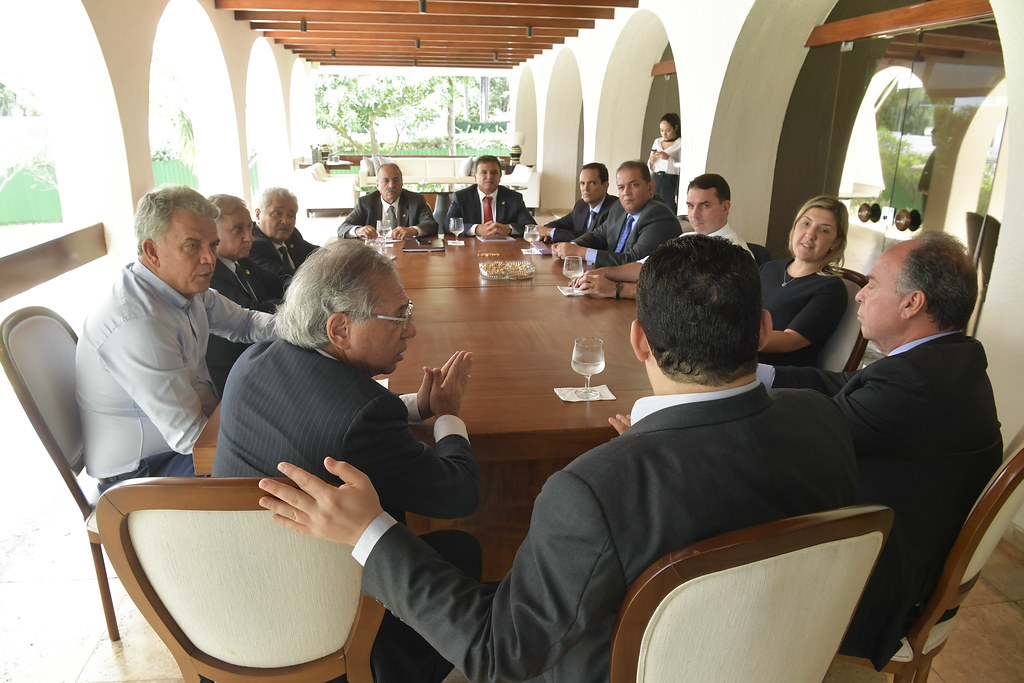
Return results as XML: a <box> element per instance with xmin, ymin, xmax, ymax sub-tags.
<box><xmin>339</xmin><ymin>189</ymin><xmax>439</xmax><ymax>237</ymax></box>
<box><xmin>445</xmin><ymin>185</ymin><xmax>533</xmax><ymax>236</ymax></box>
<box><xmin>361</xmin><ymin>385</ymin><xmax>858</xmax><ymax>682</ymax></box>
<box><xmin>247</xmin><ymin>222</ymin><xmax>318</xmax><ymax>284</ymax></box>
<box><xmin>572</xmin><ymin>198</ymin><xmax>681</xmax><ymax>266</ymax></box>
<box><xmin>774</xmin><ymin>333</ymin><xmax>1002</xmax><ymax>667</ymax></box>
<box><xmin>546</xmin><ymin>195</ymin><xmax>618</xmax><ymax>243</ymax></box>
<box><xmin>213</xmin><ymin>340</ymin><xmax>479</xmax><ymax>523</ymax></box>
<box><xmin>205</xmin><ymin>258</ymin><xmax>282</xmax><ymax>396</ymax></box>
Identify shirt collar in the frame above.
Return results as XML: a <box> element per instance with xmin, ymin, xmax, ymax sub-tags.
<box><xmin>888</xmin><ymin>331</ymin><xmax>959</xmax><ymax>357</ymax></box>
<box><xmin>706</xmin><ymin>222</ymin><xmax>732</xmax><ymax>238</ymax></box>
<box><xmin>630</xmin><ymin>378</ymin><xmax>760</xmax><ymax>426</ymax></box>
<box><xmin>477</xmin><ymin>188</ymin><xmax>498</xmax><ymax>202</ymax></box>
<box><xmin>131</xmin><ymin>261</ymin><xmax>191</xmax><ymax>309</ymax></box>
<box><xmin>380</xmin><ymin>194</ymin><xmax>400</xmax><ymax>211</ymax></box>
<box><xmin>217</xmin><ymin>256</ymin><xmax>236</xmax><ymax>273</ymax></box>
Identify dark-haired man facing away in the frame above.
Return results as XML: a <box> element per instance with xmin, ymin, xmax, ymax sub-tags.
<box><xmin>258</xmin><ymin>235</ymin><xmax>858</xmax><ymax>682</ymax></box>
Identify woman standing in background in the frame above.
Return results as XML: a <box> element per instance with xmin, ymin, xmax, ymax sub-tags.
<box><xmin>648</xmin><ymin>113</ymin><xmax>681</xmax><ymax>214</ymax></box>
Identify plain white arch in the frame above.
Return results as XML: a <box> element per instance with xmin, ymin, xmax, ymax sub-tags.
<box><xmin>152</xmin><ymin>0</ymin><xmax>240</xmax><ymax>197</ymax></box>
<box><xmin>593</xmin><ymin>10</ymin><xmax>670</xmax><ymax>170</ymax></box>
<box><xmin>246</xmin><ymin>38</ymin><xmax>291</xmax><ymax>191</ymax></box>
<box><xmin>289</xmin><ymin>60</ymin><xmax>315</xmax><ymax>162</ymax></box>
<box><xmin>540</xmin><ymin>48</ymin><xmax>584</xmax><ymax>211</ymax></box>
<box><xmin>0</xmin><ymin>0</ymin><xmax>134</xmax><ymax>257</ymax></box>
<box><xmin>514</xmin><ymin>66</ymin><xmax>539</xmax><ymax>168</ymax></box>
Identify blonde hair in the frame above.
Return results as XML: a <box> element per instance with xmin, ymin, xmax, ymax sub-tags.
<box><xmin>787</xmin><ymin>195</ymin><xmax>848</xmax><ymax>274</ymax></box>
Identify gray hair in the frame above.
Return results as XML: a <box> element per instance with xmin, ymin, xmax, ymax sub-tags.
<box><xmin>276</xmin><ymin>240</ymin><xmax>398</xmax><ymax>349</ymax></box>
<box><xmin>896</xmin><ymin>232</ymin><xmax>978</xmax><ymax>331</ymax></box>
<box><xmin>135</xmin><ymin>184</ymin><xmax>219</xmax><ymax>255</ymax></box>
<box><xmin>257</xmin><ymin>187</ymin><xmax>298</xmax><ymax>213</ymax></box>
<box><xmin>207</xmin><ymin>194</ymin><xmax>247</xmax><ymax>229</ymax></box>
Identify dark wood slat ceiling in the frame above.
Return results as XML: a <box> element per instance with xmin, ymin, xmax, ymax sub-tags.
<box><xmin>214</xmin><ymin>0</ymin><xmax>638</xmax><ymax>68</ymax></box>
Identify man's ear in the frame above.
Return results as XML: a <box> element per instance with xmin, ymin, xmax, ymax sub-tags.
<box><xmin>325</xmin><ymin>312</ymin><xmax>353</xmax><ymax>349</ymax></box>
<box><xmin>141</xmin><ymin>239</ymin><xmax>160</xmax><ymax>268</ymax></box>
<box><xmin>756</xmin><ymin>309</ymin><xmax>773</xmax><ymax>351</ymax></box>
<box><xmin>721</xmin><ymin>199</ymin><xmax>732</xmax><ymax>217</ymax></box>
<box><xmin>901</xmin><ymin>290</ymin><xmax>927</xmax><ymax>320</ymax></box>
<box><xmin>630</xmin><ymin>319</ymin><xmax>651</xmax><ymax>362</ymax></box>
<box><xmin>253</xmin><ymin>207</ymin><xmax>261</xmax><ymax>222</ymax></box>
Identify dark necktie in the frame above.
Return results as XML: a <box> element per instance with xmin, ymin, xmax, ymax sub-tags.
<box><xmin>277</xmin><ymin>245</ymin><xmax>295</xmax><ymax>272</ymax></box>
<box><xmin>234</xmin><ymin>263</ymin><xmax>257</xmax><ymax>301</ymax></box>
<box><xmin>587</xmin><ymin>210</ymin><xmax>599</xmax><ymax>232</ymax></box>
<box><xmin>483</xmin><ymin>196</ymin><xmax>494</xmax><ymax>223</ymax></box>
<box><xmin>615</xmin><ymin>215</ymin><xmax>636</xmax><ymax>253</ymax></box>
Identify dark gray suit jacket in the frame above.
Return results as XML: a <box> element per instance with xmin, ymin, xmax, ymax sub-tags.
<box><xmin>361</xmin><ymin>385</ymin><xmax>858</xmax><ymax>682</ymax></box>
<box><xmin>445</xmin><ymin>185</ymin><xmax>533</xmax><ymax>236</ymax></box>
<box><xmin>774</xmin><ymin>333</ymin><xmax>1002</xmax><ymax>667</ymax></box>
<box><xmin>213</xmin><ymin>340</ymin><xmax>479</xmax><ymax>523</ymax></box>
<box><xmin>247</xmin><ymin>223</ymin><xmax>318</xmax><ymax>285</ymax></box>
<box><xmin>339</xmin><ymin>189</ymin><xmax>439</xmax><ymax>237</ymax></box>
<box><xmin>546</xmin><ymin>195</ymin><xmax>618</xmax><ymax>243</ymax></box>
<box><xmin>205</xmin><ymin>258</ymin><xmax>282</xmax><ymax>397</ymax></box>
<box><xmin>572</xmin><ymin>198</ymin><xmax>681</xmax><ymax>266</ymax></box>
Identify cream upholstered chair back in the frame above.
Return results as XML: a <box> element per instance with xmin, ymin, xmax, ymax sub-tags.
<box><xmin>817</xmin><ymin>268</ymin><xmax>869</xmax><ymax>373</ymax></box>
<box><xmin>97</xmin><ymin>478</ymin><xmax>383</xmax><ymax>682</ymax></box>
<box><xmin>609</xmin><ymin>505</ymin><xmax>893</xmax><ymax>683</ymax></box>
<box><xmin>1</xmin><ymin>306</ymin><xmax>120</xmax><ymax>641</ymax></box>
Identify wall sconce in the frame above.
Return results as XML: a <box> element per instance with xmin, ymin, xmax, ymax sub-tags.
<box><xmin>419</xmin><ymin>0</ymin><xmax>426</xmax><ymax>13</ymax></box>
<box><xmin>331</xmin><ymin>49</ymin><xmax>336</xmax><ymax>58</ymax></box>
<box><xmin>415</xmin><ymin>39</ymin><xmax>421</xmax><ymax>48</ymax></box>
<box><xmin>300</xmin><ymin>19</ymin><xmax>307</xmax><ymax>32</ymax></box>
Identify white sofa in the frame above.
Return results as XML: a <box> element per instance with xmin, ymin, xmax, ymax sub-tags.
<box><xmin>357</xmin><ymin>156</ymin><xmax>541</xmax><ymax>209</ymax></box>
<box><xmin>287</xmin><ymin>163</ymin><xmax>355</xmax><ymax>217</ymax></box>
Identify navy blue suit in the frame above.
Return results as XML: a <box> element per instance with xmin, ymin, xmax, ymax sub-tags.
<box><xmin>545</xmin><ymin>195</ymin><xmax>618</xmax><ymax>243</ymax></box>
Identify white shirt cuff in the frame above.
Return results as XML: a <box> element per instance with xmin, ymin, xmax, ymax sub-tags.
<box><xmin>351</xmin><ymin>512</ymin><xmax>398</xmax><ymax>566</ymax></box>
<box><xmin>400</xmin><ymin>392</ymin><xmax>423</xmax><ymax>424</ymax></box>
<box><xmin>434</xmin><ymin>414</ymin><xmax>469</xmax><ymax>442</ymax></box>
<box><xmin>584</xmin><ymin>248</ymin><xmax>598</xmax><ymax>264</ymax></box>
<box><xmin>756</xmin><ymin>363</ymin><xmax>776</xmax><ymax>387</ymax></box>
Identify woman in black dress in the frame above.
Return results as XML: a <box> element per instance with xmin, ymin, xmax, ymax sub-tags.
<box><xmin>758</xmin><ymin>195</ymin><xmax>849</xmax><ymax>366</ymax></box>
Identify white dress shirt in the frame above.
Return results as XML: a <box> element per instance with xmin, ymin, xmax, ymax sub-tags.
<box><xmin>77</xmin><ymin>262</ymin><xmax>276</xmax><ymax>478</ymax></box>
<box><xmin>466</xmin><ymin>188</ymin><xmax>499</xmax><ymax>236</ymax></box>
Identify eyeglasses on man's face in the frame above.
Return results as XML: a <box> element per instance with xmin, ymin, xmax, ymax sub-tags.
<box><xmin>372</xmin><ymin>300</ymin><xmax>413</xmax><ymax>330</ymax></box>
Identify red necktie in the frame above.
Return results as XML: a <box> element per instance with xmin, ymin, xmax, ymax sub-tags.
<box><xmin>483</xmin><ymin>196</ymin><xmax>493</xmax><ymax>223</ymax></box>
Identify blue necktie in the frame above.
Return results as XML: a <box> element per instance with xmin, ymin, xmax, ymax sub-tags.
<box><xmin>587</xmin><ymin>210</ymin><xmax>599</xmax><ymax>232</ymax></box>
<box><xmin>614</xmin><ymin>215</ymin><xmax>636</xmax><ymax>253</ymax></box>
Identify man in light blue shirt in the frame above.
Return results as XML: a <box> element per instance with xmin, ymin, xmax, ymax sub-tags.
<box><xmin>76</xmin><ymin>185</ymin><xmax>276</xmax><ymax>484</ymax></box>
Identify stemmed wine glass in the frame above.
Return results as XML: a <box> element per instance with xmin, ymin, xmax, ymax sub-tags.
<box><xmin>571</xmin><ymin>337</ymin><xmax>605</xmax><ymax>400</ymax></box>
<box><xmin>523</xmin><ymin>224</ymin><xmax>541</xmax><ymax>254</ymax></box>
<box><xmin>449</xmin><ymin>217</ymin><xmax>465</xmax><ymax>245</ymax></box>
<box><xmin>563</xmin><ymin>256</ymin><xmax>584</xmax><ymax>293</ymax></box>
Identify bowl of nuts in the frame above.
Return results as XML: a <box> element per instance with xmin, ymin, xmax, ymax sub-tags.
<box><xmin>479</xmin><ymin>260</ymin><xmax>536</xmax><ymax>280</ymax></box>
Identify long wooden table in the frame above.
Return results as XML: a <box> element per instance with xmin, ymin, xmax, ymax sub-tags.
<box><xmin>197</xmin><ymin>236</ymin><xmax>650</xmax><ymax>580</ymax></box>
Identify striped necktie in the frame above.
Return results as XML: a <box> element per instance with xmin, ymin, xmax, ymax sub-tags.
<box><xmin>483</xmin><ymin>196</ymin><xmax>494</xmax><ymax>223</ymax></box>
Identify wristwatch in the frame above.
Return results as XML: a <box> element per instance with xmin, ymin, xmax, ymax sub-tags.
<box><xmin>614</xmin><ymin>281</ymin><xmax>623</xmax><ymax>299</ymax></box>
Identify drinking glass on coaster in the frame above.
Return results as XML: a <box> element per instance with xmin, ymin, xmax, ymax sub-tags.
<box><xmin>571</xmin><ymin>337</ymin><xmax>605</xmax><ymax>400</ymax></box>
<box><xmin>563</xmin><ymin>255</ymin><xmax>584</xmax><ymax>292</ymax></box>
<box><xmin>523</xmin><ymin>224</ymin><xmax>541</xmax><ymax>254</ymax></box>
<box><xmin>449</xmin><ymin>217</ymin><xmax>465</xmax><ymax>245</ymax></box>
<box><xmin>377</xmin><ymin>219</ymin><xmax>393</xmax><ymax>246</ymax></box>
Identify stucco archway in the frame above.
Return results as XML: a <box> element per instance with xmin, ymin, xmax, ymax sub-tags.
<box><xmin>513</xmin><ymin>66</ymin><xmax>539</xmax><ymax>168</ymax></box>
<box><xmin>245</xmin><ymin>39</ymin><xmax>292</xmax><ymax>192</ymax></box>
<box><xmin>540</xmin><ymin>49</ymin><xmax>584</xmax><ymax>211</ymax></box>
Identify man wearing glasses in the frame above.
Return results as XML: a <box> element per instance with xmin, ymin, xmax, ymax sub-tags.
<box><xmin>214</xmin><ymin>239</ymin><xmax>480</xmax><ymax>683</ymax></box>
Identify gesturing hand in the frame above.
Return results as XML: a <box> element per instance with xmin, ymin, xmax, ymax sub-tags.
<box><xmin>259</xmin><ymin>458</ymin><xmax>383</xmax><ymax>546</ymax></box>
<box><xmin>430</xmin><ymin>350</ymin><xmax>473</xmax><ymax>417</ymax></box>
<box><xmin>608</xmin><ymin>413</ymin><xmax>632</xmax><ymax>435</ymax></box>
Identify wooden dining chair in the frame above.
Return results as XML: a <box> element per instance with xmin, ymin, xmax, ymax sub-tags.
<box><xmin>838</xmin><ymin>444</ymin><xmax>1024</xmax><ymax>683</ymax></box>
<box><xmin>817</xmin><ymin>267</ymin><xmax>869</xmax><ymax>373</ymax></box>
<box><xmin>0</xmin><ymin>306</ymin><xmax>120</xmax><ymax>641</ymax></box>
<box><xmin>96</xmin><ymin>477</ymin><xmax>384</xmax><ymax>683</ymax></box>
<box><xmin>609</xmin><ymin>504</ymin><xmax>893</xmax><ymax>683</ymax></box>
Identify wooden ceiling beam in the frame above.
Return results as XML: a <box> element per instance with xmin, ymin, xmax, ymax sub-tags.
<box><xmin>805</xmin><ymin>0</ymin><xmax>994</xmax><ymax>48</ymax></box>
<box><xmin>252</xmin><ymin>23</ymin><xmax>574</xmax><ymax>38</ymax></box>
<box><xmin>234</xmin><ymin>10</ymin><xmax>595</xmax><ymax>29</ymax></box>
<box><xmin>268</xmin><ymin>33</ymin><xmax>558</xmax><ymax>47</ymax></box>
<box><xmin>283</xmin><ymin>39</ymin><xmax>553</xmax><ymax>50</ymax></box>
<box><xmin>315</xmin><ymin>60</ymin><xmax>514</xmax><ymax>69</ymax></box>
<box><xmin>291</xmin><ymin>47</ymin><xmax>540</xmax><ymax>57</ymax></box>
<box><xmin>220</xmin><ymin>1</ymin><xmax>614</xmax><ymax>20</ymax></box>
